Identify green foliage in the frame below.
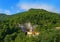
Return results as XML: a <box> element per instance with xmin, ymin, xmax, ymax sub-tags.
<box><xmin>0</xmin><ymin>9</ymin><xmax>60</xmax><ymax>42</ymax></box>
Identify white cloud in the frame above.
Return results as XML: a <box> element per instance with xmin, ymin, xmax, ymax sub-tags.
<box><xmin>17</xmin><ymin>2</ymin><xmax>60</xmax><ymax>13</ymax></box>
<box><xmin>0</xmin><ymin>9</ymin><xmax>11</xmax><ymax>15</ymax></box>
<box><xmin>4</xmin><ymin>10</ymin><xmax>11</xmax><ymax>15</ymax></box>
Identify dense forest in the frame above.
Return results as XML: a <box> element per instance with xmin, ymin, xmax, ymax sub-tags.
<box><xmin>0</xmin><ymin>9</ymin><xmax>60</xmax><ymax>42</ymax></box>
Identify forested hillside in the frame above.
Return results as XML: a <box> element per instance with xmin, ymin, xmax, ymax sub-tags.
<box><xmin>0</xmin><ymin>9</ymin><xmax>60</xmax><ymax>42</ymax></box>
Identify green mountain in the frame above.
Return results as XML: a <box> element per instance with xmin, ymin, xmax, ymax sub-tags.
<box><xmin>0</xmin><ymin>13</ymin><xmax>11</xmax><ymax>21</ymax></box>
<box><xmin>0</xmin><ymin>9</ymin><xmax>60</xmax><ymax>42</ymax></box>
<box><xmin>12</xmin><ymin>9</ymin><xmax>60</xmax><ymax>26</ymax></box>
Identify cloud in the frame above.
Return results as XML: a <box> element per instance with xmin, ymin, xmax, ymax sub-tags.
<box><xmin>17</xmin><ymin>2</ymin><xmax>60</xmax><ymax>13</ymax></box>
<box><xmin>19</xmin><ymin>4</ymin><xmax>54</xmax><ymax>11</ymax></box>
<box><xmin>4</xmin><ymin>10</ymin><xmax>11</xmax><ymax>15</ymax></box>
<box><xmin>0</xmin><ymin>9</ymin><xmax>11</xmax><ymax>15</ymax></box>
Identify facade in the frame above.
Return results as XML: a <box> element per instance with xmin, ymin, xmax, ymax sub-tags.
<box><xmin>27</xmin><ymin>31</ymin><xmax>39</xmax><ymax>37</ymax></box>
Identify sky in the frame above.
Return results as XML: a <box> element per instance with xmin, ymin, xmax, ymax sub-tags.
<box><xmin>0</xmin><ymin>0</ymin><xmax>60</xmax><ymax>15</ymax></box>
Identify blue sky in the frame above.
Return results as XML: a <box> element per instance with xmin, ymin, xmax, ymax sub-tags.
<box><xmin>0</xmin><ymin>0</ymin><xmax>60</xmax><ymax>15</ymax></box>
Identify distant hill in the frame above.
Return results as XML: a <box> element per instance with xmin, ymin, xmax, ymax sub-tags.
<box><xmin>0</xmin><ymin>13</ymin><xmax>11</xmax><ymax>21</ymax></box>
